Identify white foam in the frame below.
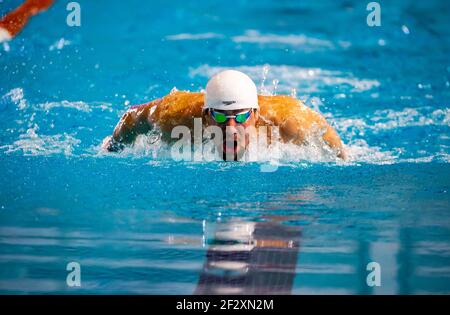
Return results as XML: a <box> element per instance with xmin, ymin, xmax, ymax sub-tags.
<box><xmin>2</xmin><ymin>88</ymin><xmax>112</xmax><ymax>113</ymax></box>
<box><xmin>41</xmin><ymin>100</ymin><xmax>92</xmax><ymax>112</ymax></box>
<box><xmin>49</xmin><ymin>38</ymin><xmax>71</xmax><ymax>51</ymax></box>
<box><xmin>165</xmin><ymin>33</ymin><xmax>224</xmax><ymax>40</ymax></box>
<box><xmin>103</xmin><ymin>128</ymin><xmax>381</xmax><ymax>165</ymax></box>
<box><xmin>344</xmin><ymin>139</ymin><xmax>398</xmax><ymax>165</ymax></box>
<box><xmin>232</xmin><ymin>30</ymin><xmax>335</xmax><ymax>50</ymax></box>
<box><xmin>96</xmin><ymin>130</ymin><xmax>172</xmax><ymax>160</ymax></box>
<box><xmin>0</xmin><ymin>89</ymin><xmax>117</xmax><ymax>157</ymax></box>
<box><xmin>109</xmin><ymin>102</ymin><xmax>448</xmax><ymax>165</ymax></box>
<box><xmin>335</xmin><ymin>107</ymin><xmax>450</xmax><ymax>136</ymax></box>
<box><xmin>93</xmin><ymin>125</ymin><xmax>445</xmax><ymax>166</ymax></box>
<box><xmin>165</xmin><ymin>30</ymin><xmax>348</xmax><ymax>51</ymax></box>
<box><xmin>3</xmin><ymin>88</ymin><xmax>27</xmax><ymax>110</ymax></box>
<box><xmin>371</xmin><ymin>107</ymin><xmax>450</xmax><ymax>130</ymax></box>
<box><xmin>0</xmin><ymin>126</ymin><xmax>80</xmax><ymax>156</ymax></box>
<box><xmin>2</xmin><ymin>90</ymin><xmax>446</xmax><ymax>165</ymax></box>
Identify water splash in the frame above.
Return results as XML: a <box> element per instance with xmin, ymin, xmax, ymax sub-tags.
<box><xmin>232</xmin><ymin>30</ymin><xmax>335</xmax><ymax>51</ymax></box>
<box><xmin>190</xmin><ymin>64</ymin><xmax>380</xmax><ymax>94</ymax></box>
<box><xmin>0</xmin><ymin>126</ymin><xmax>80</xmax><ymax>156</ymax></box>
<box><xmin>49</xmin><ymin>38</ymin><xmax>72</xmax><ymax>51</ymax></box>
<box><xmin>1</xmin><ymin>87</ymin><xmax>448</xmax><ymax>164</ymax></box>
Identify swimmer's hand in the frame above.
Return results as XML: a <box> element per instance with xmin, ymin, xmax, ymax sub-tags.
<box><xmin>104</xmin><ymin>102</ymin><xmax>156</xmax><ymax>152</ymax></box>
<box><xmin>336</xmin><ymin>146</ymin><xmax>347</xmax><ymax>160</ymax></box>
<box><xmin>101</xmin><ymin>136</ymin><xmax>125</xmax><ymax>152</ymax></box>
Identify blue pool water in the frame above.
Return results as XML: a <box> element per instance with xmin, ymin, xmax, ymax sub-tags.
<box><xmin>0</xmin><ymin>0</ymin><xmax>449</xmax><ymax>294</ymax></box>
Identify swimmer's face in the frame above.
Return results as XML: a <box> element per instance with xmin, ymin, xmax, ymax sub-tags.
<box><xmin>205</xmin><ymin>108</ymin><xmax>259</xmax><ymax>161</ymax></box>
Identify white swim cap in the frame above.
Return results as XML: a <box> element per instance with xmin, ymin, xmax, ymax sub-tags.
<box><xmin>204</xmin><ymin>70</ymin><xmax>259</xmax><ymax>110</ymax></box>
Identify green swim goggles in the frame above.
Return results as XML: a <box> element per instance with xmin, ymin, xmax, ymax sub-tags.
<box><xmin>210</xmin><ymin>109</ymin><xmax>252</xmax><ymax>124</ymax></box>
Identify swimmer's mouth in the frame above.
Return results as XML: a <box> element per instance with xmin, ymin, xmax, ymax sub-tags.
<box><xmin>222</xmin><ymin>140</ymin><xmax>239</xmax><ymax>161</ymax></box>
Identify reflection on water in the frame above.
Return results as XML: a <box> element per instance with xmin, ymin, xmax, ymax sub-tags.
<box><xmin>0</xmin><ymin>202</ymin><xmax>450</xmax><ymax>294</ymax></box>
<box><xmin>0</xmin><ymin>162</ymin><xmax>449</xmax><ymax>294</ymax></box>
<box><xmin>195</xmin><ymin>218</ymin><xmax>301</xmax><ymax>295</ymax></box>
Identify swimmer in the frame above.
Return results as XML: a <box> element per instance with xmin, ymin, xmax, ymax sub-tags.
<box><xmin>0</xmin><ymin>0</ymin><xmax>54</xmax><ymax>42</ymax></box>
<box><xmin>103</xmin><ymin>70</ymin><xmax>347</xmax><ymax>160</ymax></box>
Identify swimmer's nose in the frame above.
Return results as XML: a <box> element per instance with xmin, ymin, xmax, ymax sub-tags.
<box><xmin>226</xmin><ymin>117</ymin><xmax>237</xmax><ymax>127</ymax></box>
<box><xmin>223</xmin><ymin>117</ymin><xmax>238</xmax><ymax>135</ymax></box>
<box><xmin>224</xmin><ymin>120</ymin><xmax>241</xmax><ymax>140</ymax></box>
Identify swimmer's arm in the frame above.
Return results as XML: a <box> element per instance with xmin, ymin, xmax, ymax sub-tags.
<box><xmin>305</xmin><ymin>108</ymin><xmax>347</xmax><ymax>160</ymax></box>
<box><xmin>0</xmin><ymin>0</ymin><xmax>54</xmax><ymax>42</ymax></box>
<box><xmin>280</xmin><ymin>108</ymin><xmax>347</xmax><ymax>160</ymax></box>
<box><xmin>322</xmin><ymin>124</ymin><xmax>347</xmax><ymax>160</ymax></box>
<box><xmin>103</xmin><ymin>102</ymin><xmax>156</xmax><ymax>152</ymax></box>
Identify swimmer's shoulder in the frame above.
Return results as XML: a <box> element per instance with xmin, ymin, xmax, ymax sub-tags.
<box><xmin>257</xmin><ymin>94</ymin><xmax>322</xmax><ymax>124</ymax></box>
<box><xmin>148</xmin><ymin>89</ymin><xmax>204</xmax><ymax>132</ymax></box>
<box><xmin>160</xmin><ymin>89</ymin><xmax>204</xmax><ymax>109</ymax></box>
<box><xmin>152</xmin><ymin>89</ymin><xmax>204</xmax><ymax>116</ymax></box>
<box><xmin>128</xmin><ymin>90</ymin><xmax>203</xmax><ymax>115</ymax></box>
